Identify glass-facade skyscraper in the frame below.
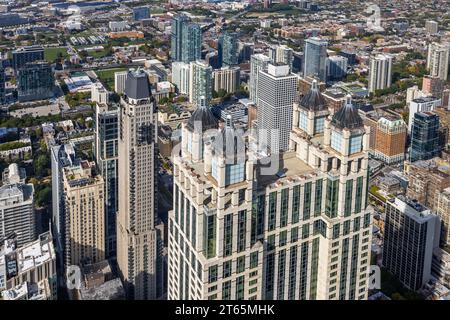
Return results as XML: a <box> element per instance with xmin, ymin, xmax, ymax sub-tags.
<box><xmin>189</xmin><ymin>60</ymin><xmax>212</xmax><ymax>107</ymax></box>
<box><xmin>17</xmin><ymin>61</ymin><xmax>54</xmax><ymax>102</ymax></box>
<box><xmin>94</xmin><ymin>103</ymin><xmax>119</xmax><ymax>258</ymax></box>
<box><xmin>410</xmin><ymin>111</ymin><xmax>441</xmax><ymax>162</ymax></box>
<box><xmin>303</xmin><ymin>37</ymin><xmax>328</xmax><ymax>81</ymax></box>
<box><xmin>133</xmin><ymin>6</ymin><xmax>150</xmax><ymax>21</ymax></box>
<box><xmin>12</xmin><ymin>45</ymin><xmax>44</xmax><ymax>71</ymax></box>
<box><xmin>171</xmin><ymin>15</ymin><xmax>201</xmax><ymax>64</ymax></box>
<box><xmin>218</xmin><ymin>31</ymin><xmax>239</xmax><ymax>67</ymax></box>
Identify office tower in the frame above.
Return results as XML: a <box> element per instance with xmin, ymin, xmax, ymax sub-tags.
<box><xmin>269</xmin><ymin>45</ymin><xmax>294</xmax><ymax>71</ymax></box>
<box><xmin>436</xmin><ymin>188</ymin><xmax>450</xmax><ymax>246</ymax></box>
<box><xmin>168</xmin><ymin>88</ymin><xmax>373</xmax><ymax>301</ymax></box>
<box><xmin>133</xmin><ymin>6</ymin><xmax>150</xmax><ymax>21</ymax></box>
<box><xmin>327</xmin><ymin>56</ymin><xmax>348</xmax><ymax>80</ymax></box>
<box><xmin>238</xmin><ymin>42</ymin><xmax>254</xmax><ymax>63</ymax></box>
<box><xmin>172</xmin><ymin>62</ymin><xmax>190</xmax><ymax>95</ymax></box>
<box><xmin>0</xmin><ymin>176</ymin><xmax>35</xmax><ymax>247</ymax></box>
<box><xmin>303</xmin><ymin>37</ymin><xmax>328</xmax><ymax>81</ymax></box>
<box><xmin>339</xmin><ymin>51</ymin><xmax>357</xmax><ymax>65</ymax></box>
<box><xmin>0</xmin><ymin>64</ymin><xmax>5</xmax><ymax>104</ymax></box>
<box><xmin>212</xmin><ymin>66</ymin><xmax>240</xmax><ymax>94</ymax></box>
<box><xmin>12</xmin><ymin>45</ymin><xmax>44</xmax><ymax>71</ymax></box>
<box><xmin>422</xmin><ymin>75</ymin><xmax>444</xmax><ymax>99</ymax></box>
<box><xmin>0</xmin><ymin>231</ymin><xmax>57</xmax><ymax>300</ymax></box>
<box><xmin>257</xmin><ymin>63</ymin><xmax>298</xmax><ymax>153</ymax></box>
<box><xmin>63</xmin><ymin>160</ymin><xmax>105</xmax><ymax>267</ymax></box>
<box><xmin>117</xmin><ymin>70</ymin><xmax>161</xmax><ymax>300</ymax></box>
<box><xmin>218</xmin><ymin>31</ymin><xmax>239</xmax><ymax>67</ymax></box>
<box><xmin>189</xmin><ymin>60</ymin><xmax>212</xmax><ymax>107</ymax></box>
<box><xmin>91</xmin><ymin>82</ymin><xmax>109</xmax><ymax>104</ymax></box>
<box><xmin>368</xmin><ymin>54</ymin><xmax>393</xmax><ymax>93</ymax></box>
<box><xmin>292</xmin><ymin>51</ymin><xmax>303</xmax><ymax>74</ymax></box>
<box><xmin>17</xmin><ymin>61</ymin><xmax>54</xmax><ymax>102</ymax></box>
<box><xmin>383</xmin><ymin>196</ymin><xmax>440</xmax><ymax>291</ymax></box>
<box><xmin>410</xmin><ymin>112</ymin><xmax>441</xmax><ymax>162</ymax></box>
<box><xmin>114</xmin><ymin>70</ymin><xmax>128</xmax><ymax>94</ymax></box>
<box><xmin>94</xmin><ymin>104</ymin><xmax>119</xmax><ymax>258</ymax></box>
<box><xmin>249</xmin><ymin>54</ymin><xmax>270</xmax><ymax>104</ymax></box>
<box><xmin>408</xmin><ymin>96</ymin><xmax>441</xmax><ymax>132</ymax></box>
<box><xmin>171</xmin><ymin>14</ymin><xmax>190</xmax><ymax>62</ymax></box>
<box><xmin>427</xmin><ymin>43</ymin><xmax>449</xmax><ymax>81</ymax></box>
<box><xmin>171</xmin><ymin>15</ymin><xmax>201</xmax><ymax>63</ymax></box>
<box><xmin>425</xmin><ymin>20</ymin><xmax>439</xmax><ymax>34</ymax></box>
<box><xmin>181</xmin><ymin>23</ymin><xmax>202</xmax><ymax>64</ymax></box>
<box><xmin>51</xmin><ymin>143</ymin><xmax>76</xmax><ymax>265</ymax></box>
<box><xmin>372</xmin><ymin>116</ymin><xmax>407</xmax><ymax>164</ymax></box>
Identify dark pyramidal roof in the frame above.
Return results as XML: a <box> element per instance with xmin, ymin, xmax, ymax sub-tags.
<box><xmin>331</xmin><ymin>95</ymin><xmax>364</xmax><ymax>130</ymax></box>
<box><xmin>186</xmin><ymin>98</ymin><xmax>218</xmax><ymax>132</ymax></box>
<box><xmin>124</xmin><ymin>69</ymin><xmax>152</xmax><ymax>100</ymax></box>
<box><xmin>299</xmin><ymin>80</ymin><xmax>326</xmax><ymax>111</ymax></box>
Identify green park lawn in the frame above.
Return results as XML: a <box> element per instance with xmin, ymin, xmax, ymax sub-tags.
<box><xmin>44</xmin><ymin>47</ymin><xmax>69</xmax><ymax>62</ymax></box>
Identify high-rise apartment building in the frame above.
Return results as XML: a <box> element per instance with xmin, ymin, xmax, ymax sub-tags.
<box><xmin>425</xmin><ymin>20</ymin><xmax>439</xmax><ymax>34</ymax></box>
<box><xmin>212</xmin><ymin>66</ymin><xmax>240</xmax><ymax>94</ymax></box>
<box><xmin>410</xmin><ymin>112</ymin><xmax>441</xmax><ymax>162</ymax></box>
<box><xmin>12</xmin><ymin>45</ymin><xmax>44</xmax><ymax>71</ymax></box>
<box><xmin>383</xmin><ymin>196</ymin><xmax>440</xmax><ymax>291</ymax></box>
<box><xmin>408</xmin><ymin>96</ymin><xmax>441</xmax><ymax>132</ymax></box>
<box><xmin>249</xmin><ymin>54</ymin><xmax>270</xmax><ymax>104</ymax></box>
<box><xmin>189</xmin><ymin>61</ymin><xmax>212</xmax><ymax>107</ymax></box>
<box><xmin>422</xmin><ymin>75</ymin><xmax>444</xmax><ymax>99</ymax></box>
<box><xmin>117</xmin><ymin>70</ymin><xmax>162</xmax><ymax>300</ymax></box>
<box><xmin>0</xmin><ymin>178</ymin><xmax>35</xmax><ymax>247</ymax></box>
<box><xmin>114</xmin><ymin>70</ymin><xmax>128</xmax><ymax>95</ymax></box>
<box><xmin>17</xmin><ymin>61</ymin><xmax>54</xmax><ymax>102</ymax></box>
<box><xmin>91</xmin><ymin>82</ymin><xmax>109</xmax><ymax>105</ymax></box>
<box><xmin>427</xmin><ymin>43</ymin><xmax>449</xmax><ymax>81</ymax></box>
<box><xmin>171</xmin><ymin>15</ymin><xmax>201</xmax><ymax>63</ymax></box>
<box><xmin>372</xmin><ymin>116</ymin><xmax>407</xmax><ymax>164</ymax></box>
<box><xmin>303</xmin><ymin>37</ymin><xmax>328</xmax><ymax>81</ymax></box>
<box><xmin>63</xmin><ymin>160</ymin><xmax>105</xmax><ymax>267</ymax></box>
<box><xmin>94</xmin><ymin>103</ymin><xmax>119</xmax><ymax>257</ymax></box>
<box><xmin>368</xmin><ymin>54</ymin><xmax>393</xmax><ymax>93</ymax></box>
<box><xmin>257</xmin><ymin>63</ymin><xmax>298</xmax><ymax>153</ymax></box>
<box><xmin>327</xmin><ymin>56</ymin><xmax>348</xmax><ymax>80</ymax></box>
<box><xmin>0</xmin><ymin>64</ymin><xmax>5</xmax><ymax>105</ymax></box>
<box><xmin>269</xmin><ymin>45</ymin><xmax>294</xmax><ymax>71</ymax></box>
<box><xmin>168</xmin><ymin>85</ymin><xmax>373</xmax><ymax>300</ymax></box>
<box><xmin>219</xmin><ymin>31</ymin><xmax>239</xmax><ymax>67</ymax></box>
<box><xmin>172</xmin><ymin>62</ymin><xmax>190</xmax><ymax>95</ymax></box>
<box><xmin>133</xmin><ymin>6</ymin><xmax>150</xmax><ymax>21</ymax></box>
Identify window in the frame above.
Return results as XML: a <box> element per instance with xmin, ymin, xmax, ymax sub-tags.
<box><xmin>237</xmin><ymin>210</ymin><xmax>247</xmax><ymax>252</ymax></box>
<box><xmin>222</xmin><ymin>280</ymin><xmax>231</xmax><ymax>300</ymax></box>
<box><xmin>314</xmin><ymin>180</ymin><xmax>323</xmax><ymax>216</ymax></box>
<box><xmin>299</xmin><ymin>111</ymin><xmax>308</xmax><ymax>131</ymax></box>
<box><xmin>250</xmin><ymin>251</ymin><xmax>259</xmax><ymax>269</ymax></box>
<box><xmin>344</xmin><ymin>180</ymin><xmax>353</xmax><ymax>217</ymax></box>
<box><xmin>211</xmin><ymin>157</ymin><xmax>219</xmax><ymax>181</ymax></box>
<box><xmin>349</xmin><ymin>135</ymin><xmax>362</xmax><ymax>154</ymax></box>
<box><xmin>268</xmin><ymin>192</ymin><xmax>277</xmax><ymax>231</ymax></box>
<box><xmin>236</xmin><ymin>276</ymin><xmax>245</xmax><ymax>300</ymax></box>
<box><xmin>353</xmin><ymin>217</ymin><xmax>361</xmax><ymax>232</ymax></box>
<box><xmin>237</xmin><ymin>256</ymin><xmax>245</xmax><ymax>273</ymax></box>
<box><xmin>280</xmin><ymin>188</ymin><xmax>289</xmax><ymax>227</ymax></box>
<box><xmin>292</xmin><ymin>185</ymin><xmax>301</xmax><ymax>223</ymax></box>
<box><xmin>314</xmin><ymin>116</ymin><xmax>325</xmax><ymax>134</ymax></box>
<box><xmin>331</xmin><ymin>130</ymin><xmax>342</xmax><ymax>153</ymax></box>
<box><xmin>355</xmin><ymin>177</ymin><xmax>364</xmax><ymax>213</ymax></box>
<box><xmin>208</xmin><ymin>265</ymin><xmax>218</xmax><ymax>283</ymax></box>
<box><xmin>267</xmin><ymin>234</ymin><xmax>275</xmax><ymax>250</ymax></box>
<box><xmin>303</xmin><ymin>183</ymin><xmax>312</xmax><ymax>220</ymax></box>
<box><xmin>279</xmin><ymin>230</ymin><xmax>287</xmax><ymax>246</ymax></box>
<box><xmin>325</xmin><ymin>178</ymin><xmax>339</xmax><ymax>218</ymax></box>
<box><xmin>223</xmin><ymin>260</ymin><xmax>232</xmax><ymax>278</ymax></box>
<box><xmin>291</xmin><ymin>227</ymin><xmax>299</xmax><ymax>243</ymax></box>
<box><xmin>225</xmin><ymin>163</ymin><xmax>245</xmax><ymax>185</ymax></box>
<box><xmin>343</xmin><ymin>220</ymin><xmax>351</xmax><ymax>235</ymax></box>
<box><xmin>332</xmin><ymin>224</ymin><xmax>340</xmax><ymax>239</ymax></box>
<box><xmin>302</xmin><ymin>224</ymin><xmax>310</xmax><ymax>239</ymax></box>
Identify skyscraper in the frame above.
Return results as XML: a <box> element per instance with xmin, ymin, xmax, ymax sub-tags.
<box><xmin>172</xmin><ymin>61</ymin><xmax>190</xmax><ymax>95</ymax></box>
<box><xmin>63</xmin><ymin>160</ymin><xmax>105</xmax><ymax>267</ymax></box>
<box><xmin>427</xmin><ymin>43</ymin><xmax>449</xmax><ymax>81</ymax></box>
<box><xmin>171</xmin><ymin>15</ymin><xmax>201</xmax><ymax>63</ymax></box>
<box><xmin>410</xmin><ymin>111</ymin><xmax>441</xmax><ymax>162</ymax></box>
<box><xmin>257</xmin><ymin>63</ymin><xmax>298</xmax><ymax>153</ymax></box>
<box><xmin>425</xmin><ymin>20</ymin><xmax>439</xmax><ymax>34</ymax></box>
<box><xmin>12</xmin><ymin>45</ymin><xmax>44</xmax><ymax>71</ymax></box>
<box><xmin>269</xmin><ymin>45</ymin><xmax>294</xmax><ymax>71</ymax></box>
<box><xmin>189</xmin><ymin>60</ymin><xmax>212</xmax><ymax>107</ymax></box>
<box><xmin>368</xmin><ymin>54</ymin><xmax>393</xmax><ymax>93</ymax></box>
<box><xmin>17</xmin><ymin>61</ymin><xmax>54</xmax><ymax>102</ymax></box>
<box><xmin>372</xmin><ymin>116</ymin><xmax>407</xmax><ymax>164</ymax></box>
<box><xmin>408</xmin><ymin>96</ymin><xmax>441</xmax><ymax>132</ymax></box>
<box><xmin>383</xmin><ymin>196</ymin><xmax>440</xmax><ymax>291</ymax></box>
<box><xmin>0</xmin><ymin>174</ymin><xmax>35</xmax><ymax>247</ymax></box>
<box><xmin>212</xmin><ymin>66</ymin><xmax>240</xmax><ymax>94</ymax></box>
<box><xmin>168</xmin><ymin>85</ymin><xmax>373</xmax><ymax>300</ymax></box>
<box><xmin>94</xmin><ymin>103</ymin><xmax>119</xmax><ymax>257</ymax></box>
<box><xmin>249</xmin><ymin>54</ymin><xmax>270</xmax><ymax>104</ymax></box>
<box><xmin>133</xmin><ymin>6</ymin><xmax>150</xmax><ymax>21</ymax></box>
<box><xmin>218</xmin><ymin>32</ymin><xmax>239</xmax><ymax>67</ymax></box>
<box><xmin>303</xmin><ymin>37</ymin><xmax>328</xmax><ymax>81</ymax></box>
<box><xmin>327</xmin><ymin>56</ymin><xmax>348</xmax><ymax>80</ymax></box>
<box><xmin>117</xmin><ymin>70</ymin><xmax>162</xmax><ymax>300</ymax></box>
<box><xmin>114</xmin><ymin>70</ymin><xmax>128</xmax><ymax>95</ymax></box>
